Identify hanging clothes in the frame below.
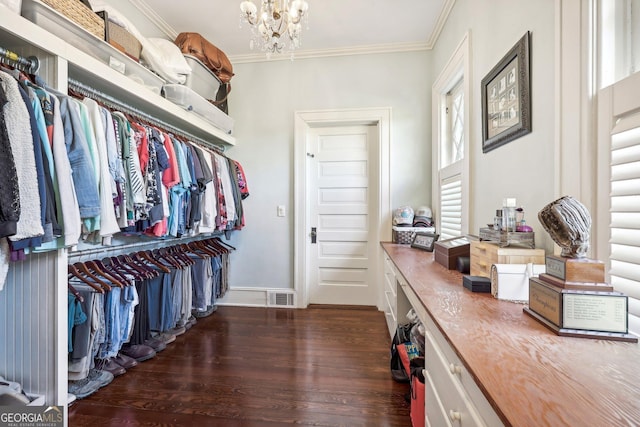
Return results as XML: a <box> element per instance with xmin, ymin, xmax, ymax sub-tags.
<box><xmin>82</xmin><ymin>98</ymin><xmax>121</xmax><ymax>242</ymax></box>
<box><xmin>0</xmin><ymin>70</ymin><xmax>44</xmax><ymax>242</ymax></box>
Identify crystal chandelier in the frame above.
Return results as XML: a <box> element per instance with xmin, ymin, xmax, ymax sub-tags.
<box><xmin>240</xmin><ymin>0</ymin><xmax>309</xmax><ymax>59</ymax></box>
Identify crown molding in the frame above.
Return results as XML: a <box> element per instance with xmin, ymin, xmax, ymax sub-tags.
<box><xmin>126</xmin><ymin>0</ymin><xmax>455</xmax><ymax>64</ymax></box>
<box><xmin>129</xmin><ymin>0</ymin><xmax>178</xmax><ymax>39</ymax></box>
<box><xmin>229</xmin><ymin>41</ymin><xmax>431</xmax><ymax>64</ymax></box>
<box><xmin>426</xmin><ymin>0</ymin><xmax>457</xmax><ymax>49</ymax></box>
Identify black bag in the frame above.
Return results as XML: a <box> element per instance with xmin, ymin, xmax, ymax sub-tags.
<box><xmin>390</xmin><ymin>323</ymin><xmax>414</xmax><ymax>383</ymax></box>
<box><xmin>212</xmin><ymin>82</ymin><xmax>230</xmax><ymax>115</ymax></box>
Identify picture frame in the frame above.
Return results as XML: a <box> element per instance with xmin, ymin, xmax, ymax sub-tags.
<box><xmin>481</xmin><ymin>31</ymin><xmax>531</xmax><ymax>153</ymax></box>
<box><xmin>411</xmin><ymin>232</ymin><xmax>440</xmax><ymax>252</ymax></box>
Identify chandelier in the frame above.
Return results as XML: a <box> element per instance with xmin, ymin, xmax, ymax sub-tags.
<box><xmin>239</xmin><ymin>0</ymin><xmax>309</xmax><ymax>59</ymax></box>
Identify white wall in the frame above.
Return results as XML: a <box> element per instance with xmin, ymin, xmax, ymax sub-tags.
<box><xmin>224</xmin><ymin>51</ymin><xmax>432</xmax><ymax>289</ymax></box>
<box><xmin>430</xmin><ymin>0</ymin><xmax>557</xmax><ymax>252</ymax></box>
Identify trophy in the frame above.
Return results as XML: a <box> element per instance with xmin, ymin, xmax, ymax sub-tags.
<box><xmin>523</xmin><ymin>196</ymin><xmax>635</xmax><ymax>341</ymax></box>
<box><xmin>537</xmin><ymin>196</ymin><xmax>608</xmax><ymax>289</ymax></box>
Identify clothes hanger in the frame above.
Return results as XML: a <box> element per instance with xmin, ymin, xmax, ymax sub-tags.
<box><xmin>179</xmin><ymin>243</ymin><xmax>206</xmax><ymax>259</ymax></box>
<box><xmin>97</xmin><ymin>258</ymin><xmax>131</xmax><ymax>284</ymax></box>
<box><xmin>187</xmin><ymin>241</ymin><xmax>215</xmax><ymax>257</ymax></box>
<box><xmin>112</xmin><ymin>255</ymin><xmax>149</xmax><ymax>280</ymax></box>
<box><xmin>212</xmin><ymin>237</ymin><xmax>235</xmax><ymax>251</ymax></box>
<box><xmin>67</xmin><ymin>264</ymin><xmax>105</xmax><ymax>294</ymax></box>
<box><xmin>135</xmin><ymin>251</ymin><xmax>171</xmax><ymax>273</ymax></box>
<box><xmin>152</xmin><ymin>248</ymin><xmax>182</xmax><ymax>269</ymax></box>
<box><xmin>197</xmin><ymin>239</ymin><xmax>223</xmax><ymax>256</ymax></box>
<box><xmin>72</xmin><ymin>262</ymin><xmax>113</xmax><ymax>291</ymax></box>
<box><xmin>120</xmin><ymin>254</ymin><xmax>158</xmax><ymax>278</ymax></box>
<box><xmin>166</xmin><ymin>246</ymin><xmax>195</xmax><ymax>266</ymax></box>
<box><xmin>67</xmin><ymin>283</ymin><xmax>84</xmax><ymax>303</ymax></box>
<box><xmin>85</xmin><ymin>260</ymin><xmax>125</xmax><ymax>288</ymax></box>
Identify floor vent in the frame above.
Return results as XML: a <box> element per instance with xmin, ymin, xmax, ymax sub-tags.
<box><xmin>267</xmin><ymin>291</ymin><xmax>295</xmax><ymax>308</ymax></box>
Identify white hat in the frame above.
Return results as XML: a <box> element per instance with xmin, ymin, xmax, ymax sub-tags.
<box><xmin>393</xmin><ymin>206</ymin><xmax>414</xmax><ymax>226</ymax></box>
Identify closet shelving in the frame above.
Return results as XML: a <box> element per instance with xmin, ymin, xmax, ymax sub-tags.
<box><xmin>0</xmin><ymin>9</ymin><xmax>236</xmax><ymax>148</ymax></box>
<box><xmin>0</xmin><ymin>7</ymin><xmax>236</xmax><ymax>416</ymax></box>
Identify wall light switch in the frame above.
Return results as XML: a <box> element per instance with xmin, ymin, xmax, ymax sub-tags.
<box><xmin>277</xmin><ymin>205</ymin><xmax>286</xmax><ymax>217</ymax></box>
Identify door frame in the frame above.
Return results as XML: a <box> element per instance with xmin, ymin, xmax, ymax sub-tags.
<box><xmin>293</xmin><ymin>108</ymin><xmax>392</xmax><ymax>309</ymax></box>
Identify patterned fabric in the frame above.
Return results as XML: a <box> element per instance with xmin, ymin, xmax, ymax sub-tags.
<box><xmin>0</xmin><ymin>84</ymin><xmax>20</xmax><ymax>239</ymax></box>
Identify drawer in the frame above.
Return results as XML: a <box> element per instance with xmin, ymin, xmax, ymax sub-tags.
<box><xmin>425</xmin><ymin>369</ymin><xmax>454</xmax><ymax>427</ymax></box>
<box><xmin>470</xmin><ymin>241</ymin><xmax>545</xmax><ymax>278</ymax></box>
<box><xmin>384</xmin><ymin>253</ymin><xmax>396</xmax><ymax>275</ymax></box>
<box><xmin>383</xmin><ymin>292</ymin><xmax>396</xmax><ymax>338</ymax></box>
<box><xmin>470</xmin><ymin>241</ymin><xmax>496</xmax><ymax>258</ymax></box>
<box><xmin>384</xmin><ymin>270</ymin><xmax>397</xmax><ymax>298</ymax></box>
<box><xmin>423</xmin><ymin>314</ymin><xmax>504</xmax><ymax>426</ymax></box>
<box><xmin>424</xmin><ymin>330</ymin><xmax>486</xmax><ymax>426</ymax></box>
<box><xmin>470</xmin><ymin>256</ymin><xmax>492</xmax><ymax>277</ymax></box>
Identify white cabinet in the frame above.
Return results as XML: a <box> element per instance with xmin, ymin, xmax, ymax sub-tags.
<box><xmin>421</xmin><ymin>312</ymin><xmax>503</xmax><ymax>426</ymax></box>
<box><xmin>385</xmin><ymin>251</ymin><xmax>504</xmax><ymax>427</ymax></box>
<box><xmin>382</xmin><ymin>252</ymin><xmax>412</xmax><ymax>338</ymax></box>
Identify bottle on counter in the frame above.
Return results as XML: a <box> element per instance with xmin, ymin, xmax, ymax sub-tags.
<box><xmin>494</xmin><ymin>209</ymin><xmax>503</xmax><ymax>231</ymax></box>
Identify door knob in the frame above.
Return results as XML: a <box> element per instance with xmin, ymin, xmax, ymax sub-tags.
<box><xmin>311</xmin><ymin>227</ymin><xmax>317</xmax><ymax>244</ymax></box>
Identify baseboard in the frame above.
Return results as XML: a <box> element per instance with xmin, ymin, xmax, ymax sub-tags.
<box><xmin>217</xmin><ymin>287</ymin><xmax>296</xmax><ymax>308</ymax></box>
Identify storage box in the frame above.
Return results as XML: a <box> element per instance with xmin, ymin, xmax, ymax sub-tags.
<box><xmin>38</xmin><ymin>0</ymin><xmax>104</xmax><ymax>39</ymax></box>
<box><xmin>434</xmin><ymin>236</ymin><xmax>471</xmax><ymax>270</ymax></box>
<box><xmin>462</xmin><ymin>275</ymin><xmax>491</xmax><ymax>293</ymax></box>
<box><xmin>183</xmin><ymin>54</ymin><xmax>221</xmax><ymax>102</ymax></box>
<box><xmin>392</xmin><ymin>226</ymin><xmax>435</xmax><ymax>245</ymax></box>
<box><xmin>162</xmin><ymin>84</ymin><xmax>234</xmax><ymax>134</ymax></box>
<box><xmin>21</xmin><ymin>0</ymin><xmax>164</xmax><ymax>94</ymax></box>
<box><xmin>99</xmin><ymin>11</ymin><xmax>142</xmax><ymax>61</ymax></box>
<box><xmin>490</xmin><ymin>263</ymin><xmax>545</xmax><ymax>302</ymax></box>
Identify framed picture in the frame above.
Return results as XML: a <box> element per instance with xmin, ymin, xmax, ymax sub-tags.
<box><xmin>481</xmin><ymin>31</ymin><xmax>531</xmax><ymax>153</ymax></box>
<box><xmin>411</xmin><ymin>232</ymin><xmax>440</xmax><ymax>252</ymax></box>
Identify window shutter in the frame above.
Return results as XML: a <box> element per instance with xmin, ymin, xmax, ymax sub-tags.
<box><xmin>440</xmin><ymin>174</ymin><xmax>462</xmax><ymax>240</ymax></box>
<box><xmin>610</xmin><ymin>126</ymin><xmax>640</xmax><ymax>333</ymax></box>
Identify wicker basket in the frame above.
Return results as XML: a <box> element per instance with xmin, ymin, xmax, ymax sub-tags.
<box><xmin>40</xmin><ymin>0</ymin><xmax>104</xmax><ymax>39</ymax></box>
<box><xmin>105</xmin><ymin>18</ymin><xmax>142</xmax><ymax>60</ymax></box>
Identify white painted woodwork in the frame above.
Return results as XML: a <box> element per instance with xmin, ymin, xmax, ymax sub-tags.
<box><xmin>308</xmin><ymin>125</ymin><xmax>377</xmax><ymax>305</ymax></box>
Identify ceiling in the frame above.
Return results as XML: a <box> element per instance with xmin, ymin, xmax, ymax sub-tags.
<box><xmin>128</xmin><ymin>0</ymin><xmax>454</xmax><ymax>62</ymax></box>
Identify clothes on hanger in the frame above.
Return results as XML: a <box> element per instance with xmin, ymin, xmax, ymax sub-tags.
<box><xmin>0</xmin><ymin>57</ymin><xmax>249</xmax><ymax>290</ymax></box>
<box><xmin>67</xmin><ymin>238</ymin><xmax>231</xmax><ymax>399</ymax></box>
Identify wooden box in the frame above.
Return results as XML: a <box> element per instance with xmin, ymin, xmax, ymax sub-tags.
<box><xmin>434</xmin><ymin>236</ymin><xmax>471</xmax><ymax>270</ymax></box>
<box><xmin>470</xmin><ymin>240</ymin><xmax>545</xmax><ymax>278</ymax></box>
<box><xmin>98</xmin><ymin>11</ymin><xmax>142</xmax><ymax>60</ymax></box>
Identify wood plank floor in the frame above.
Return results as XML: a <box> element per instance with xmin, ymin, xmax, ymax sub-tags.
<box><xmin>69</xmin><ymin>306</ymin><xmax>411</xmax><ymax>426</ymax></box>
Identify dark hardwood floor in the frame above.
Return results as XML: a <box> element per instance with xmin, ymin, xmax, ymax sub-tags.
<box><xmin>69</xmin><ymin>306</ymin><xmax>411</xmax><ymax>426</ymax></box>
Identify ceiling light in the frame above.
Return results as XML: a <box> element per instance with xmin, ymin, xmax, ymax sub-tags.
<box><xmin>240</xmin><ymin>0</ymin><xmax>309</xmax><ymax>59</ymax></box>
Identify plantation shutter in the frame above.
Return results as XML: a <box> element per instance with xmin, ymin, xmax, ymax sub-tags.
<box><xmin>439</xmin><ymin>173</ymin><xmax>462</xmax><ymax>240</ymax></box>
<box><xmin>610</xmin><ymin>124</ymin><xmax>640</xmax><ymax>333</ymax></box>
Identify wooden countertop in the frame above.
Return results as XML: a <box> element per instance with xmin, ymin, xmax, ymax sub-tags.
<box><xmin>381</xmin><ymin>243</ymin><xmax>640</xmax><ymax>427</ymax></box>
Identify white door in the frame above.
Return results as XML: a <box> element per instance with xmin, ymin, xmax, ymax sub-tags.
<box><xmin>307</xmin><ymin>124</ymin><xmax>378</xmax><ymax>305</ymax></box>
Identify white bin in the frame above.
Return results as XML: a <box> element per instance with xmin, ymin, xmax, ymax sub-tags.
<box><xmin>183</xmin><ymin>54</ymin><xmax>221</xmax><ymax>102</ymax></box>
<box><xmin>162</xmin><ymin>84</ymin><xmax>233</xmax><ymax>135</ymax></box>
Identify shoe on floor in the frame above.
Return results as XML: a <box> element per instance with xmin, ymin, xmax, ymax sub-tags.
<box><xmin>68</xmin><ymin>377</ymin><xmax>100</xmax><ymax>400</ymax></box>
<box><xmin>87</xmin><ymin>369</ymin><xmax>114</xmax><ymax>389</ymax></box>
<box><xmin>168</xmin><ymin>325</ymin><xmax>186</xmax><ymax>336</ymax></box>
<box><xmin>151</xmin><ymin>331</ymin><xmax>176</xmax><ymax>344</ymax></box>
<box><xmin>144</xmin><ymin>337</ymin><xmax>167</xmax><ymax>352</ymax></box>
<box><xmin>185</xmin><ymin>316</ymin><xmax>197</xmax><ymax>330</ymax></box>
<box><xmin>113</xmin><ymin>353</ymin><xmax>138</xmax><ymax>369</ymax></box>
<box><xmin>95</xmin><ymin>358</ymin><xmax>126</xmax><ymax>377</ymax></box>
<box><xmin>192</xmin><ymin>305</ymin><xmax>216</xmax><ymax>318</ymax></box>
<box><xmin>120</xmin><ymin>344</ymin><xmax>156</xmax><ymax>362</ymax></box>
